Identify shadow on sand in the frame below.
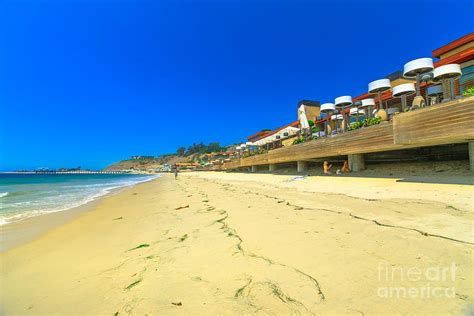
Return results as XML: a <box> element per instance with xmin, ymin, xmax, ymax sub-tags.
<box><xmin>229</xmin><ymin>161</ymin><xmax>474</xmax><ymax>186</ymax></box>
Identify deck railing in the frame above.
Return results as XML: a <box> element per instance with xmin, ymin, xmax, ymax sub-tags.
<box><xmin>224</xmin><ymin>96</ymin><xmax>474</xmax><ymax>169</ymax></box>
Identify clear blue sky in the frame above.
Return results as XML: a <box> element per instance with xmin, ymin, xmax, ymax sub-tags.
<box><xmin>0</xmin><ymin>0</ymin><xmax>472</xmax><ymax>171</ymax></box>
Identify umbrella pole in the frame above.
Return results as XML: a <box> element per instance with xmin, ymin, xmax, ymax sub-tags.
<box><xmin>449</xmin><ymin>77</ymin><xmax>456</xmax><ymax>100</ymax></box>
<box><xmin>424</xmin><ymin>79</ymin><xmax>430</xmax><ymax>106</ymax></box>
<box><xmin>401</xmin><ymin>94</ymin><xmax>407</xmax><ymax>112</ymax></box>
<box><xmin>442</xmin><ymin>78</ymin><xmax>450</xmax><ymax>101</ymax></box>
<box><xmin>377</xmin><ymin>91</ymin><xmax>383</xmax><ymax>110</ymax></box>
<box><xmin>415</xmin><ymin>73</ymin><xmax>421</xmax><ymax>96</ymax></box>
<box><xmin>342</xmin><ymin>106</ymin><xmax>347</xmax><ymax>132</ymax></box>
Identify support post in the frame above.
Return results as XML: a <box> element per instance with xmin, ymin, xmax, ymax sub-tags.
<box><xmin>342</xmin><ymin>105</ymin><xmax>347</xmax><ymax>132</ymax></box>
<box><xmin>269</xmin><ymin>164</ymin><xmax>277</xmax><ymax>172</ymax></box>
<box><xmin>449</xmin><ymin>77</ymin><xmax>456</xmax><ymax>100</ymax></box>
<box><xmin>251</xmin><ymin>165</ymin><xmax>258</xmax><ymax>173</ymax></box>
<box><xmin>377</xmin><ymin>91</ymin><xmax>383</xmax><ymax>109</ymax></box>
<box><xmin>348</xmin><ymin>154</ymin><xmax>365</xmax><ymax>172</ymax></box>
<box><xmin>469</xmin><ymin>142</ymin><xmax>474</xmax><ymax>171</ymax></box>
<box><xmin>297</xmin><ymin>161</ymin><xmax>308</xmax><ymax>173</ymax></box>
<box><xmin>442</xmin><ymin>79</ymin><xmax>450</xmax><ymax>102</ymax></box>
<box><xmin>415</xmin><ymin>73</ymin><xmax>421</xmax><ymax>96</ymax></box>
<box><xmin>401</xmin><ymin>94</ymin><xmax>407</xmax><ymax>112</ymax></box>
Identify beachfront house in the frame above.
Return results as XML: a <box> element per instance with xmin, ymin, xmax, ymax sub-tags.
<box><xmin>297</xmin><ymin>100</ymin><xmax>321</xmax><ymax>122</ymax></box>
<box><xmin>225</xmin><ymin>33</ymin><xmax>474</xmax><ymax>172</ymax></box>
<box><xmin>131</xmin><ymin>156</ymin><xmax>155</xmax><ymax>160</ymax></box>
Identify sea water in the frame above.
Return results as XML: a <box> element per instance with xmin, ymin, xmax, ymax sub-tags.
<box><xmin>0</xmin><ymin>173</ymin><xmax>159</xmax><ymax>225</ymax></box>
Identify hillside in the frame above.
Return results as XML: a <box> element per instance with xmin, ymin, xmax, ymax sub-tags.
<box><xmin>103</xmin><ymin>155</ymin><xmax>193</xmax><ymax>171</ymax></box>
<box><xmin>104</xmin><ymin>142</ymin><xmax>229</xmax><ymax>171</ymax></box>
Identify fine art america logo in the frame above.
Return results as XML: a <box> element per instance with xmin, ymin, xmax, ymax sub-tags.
<box><xmin>377</xmin><ymin>262</ymin><xmax>457</xmax><ymax>299</ymax></box>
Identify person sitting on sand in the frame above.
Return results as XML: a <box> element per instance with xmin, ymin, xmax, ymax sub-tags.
<box><xmin>323</xmin><ymin>161</ymin><xmax>332</xmax><ymax>175</ymax></box>
<box><xmin>341</xmin><ymin>161</ymin><xmax>350</xmax><ymax>173</ymax></box>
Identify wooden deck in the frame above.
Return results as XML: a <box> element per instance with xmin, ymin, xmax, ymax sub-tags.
<box><xmin>224</xmin><ymin>97</ymin><xmax>474</xmax><ymax>169</ymax></box>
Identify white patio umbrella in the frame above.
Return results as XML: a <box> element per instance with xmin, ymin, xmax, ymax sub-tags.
<box><xmin>298</xmin><ymin>105</ymin><xmax>310</xmax><ymax>135</ymax></box>
<box><xmin>349</xmin><ymin>107</ymin><xmax>365</xmax><ymax>116</ymax></box>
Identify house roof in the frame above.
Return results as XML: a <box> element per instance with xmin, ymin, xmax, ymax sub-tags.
<box><xmin>434</xmin><ymin>46</ymin><xmax>474</xmax><ymax>67</ymax></box>
<box><xmin>432</xmin><ymin>32</ymin><xmax>474</xmax><ymax>58</ymax></box>
<box><xmin>247</xmin><ymin>130</ymin><xmax>273</xmax><ymax>141</ymax></box>
<box><xmin>298</xmin><ymin>99</ymin><xmax>320</xmax><ymax>107</ymax></box>
<box><xmin>251</xmin><ymin>121</ymin><xmax>300</xmax><ymax>142</ymax></box>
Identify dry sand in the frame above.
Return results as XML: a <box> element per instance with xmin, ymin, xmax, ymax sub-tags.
<box><xmin>1</xmin><ymin>172</ymin><xmax>473</xmax><ymax>315</ymax></box>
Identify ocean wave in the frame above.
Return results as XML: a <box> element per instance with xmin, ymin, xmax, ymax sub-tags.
<box><xmin>0</xmin><ymin>190</ymin><xmax>34</xmax><ymax>198</ymax></box>
<box><xmin>0</xmin><ymin>174</ymin><xmax>161</xmax><ymax>226</ymax></box>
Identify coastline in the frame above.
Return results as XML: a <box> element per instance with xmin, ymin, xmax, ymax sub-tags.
<box><xmin>1</xmin><ymin>172</ymin><xmax>473</xmax><ymax>314</ymax></box>
<box><xmin>0</xmin><ymin>175</ymin><xmax>161</xmax><ymax>252</ymax></box>
<box><xmin>1</xmin><ymin>198</ymin><xmax>102</xmax><ymax>252</ymax></box>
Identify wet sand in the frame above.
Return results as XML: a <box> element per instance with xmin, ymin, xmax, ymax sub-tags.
<box><xmin>0</xmin><ymin>199</ymin><xmax>101</xmax><ymax>252</ymax></box>
<box><xmin>1</xmin><ymin>172</ymin><xmax>473</xmax><ymax>315</ymax></box>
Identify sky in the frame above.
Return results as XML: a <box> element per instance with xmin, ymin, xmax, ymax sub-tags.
<box><xmin>0</xmin><ymin>0</ymin><xmax>472</xmax><ymax>171</ymax></box>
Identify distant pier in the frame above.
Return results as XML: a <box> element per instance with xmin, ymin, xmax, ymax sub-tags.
<box><xmin>2</xmin><ymin>170</ymin><xmax>141</xmax><ymax>175</ymax></box>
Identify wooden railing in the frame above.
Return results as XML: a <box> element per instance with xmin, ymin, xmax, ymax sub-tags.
<box><xmin>224</xmin><ymin>97</ymin><xmax>474</xmax><ymax>169</ymax></box>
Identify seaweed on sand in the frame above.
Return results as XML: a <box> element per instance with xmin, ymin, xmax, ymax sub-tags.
<box><xmin>128</xmin><ymin>244</ymin><xmax>150</xmax><ymax>251</ymax></box>
<box><xmin>124</xmin><ymin>279</ymin><xmax>142</xmax><ymax>290</ymax></box>
<box><xmin>175</xmin><ymin>205</ymin><xmax>189</xmax><ymax>210</ymax></box>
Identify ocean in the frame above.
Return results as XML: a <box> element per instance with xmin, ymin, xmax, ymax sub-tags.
<box><xmin>0</xmin><ymin>173</ymin><xmax>159</xmax><ymax>225</ymax></box>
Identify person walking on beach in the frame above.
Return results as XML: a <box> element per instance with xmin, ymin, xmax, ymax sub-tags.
<box><xmin>173</xmin><ymin>164</ymin><xmax>179</xmax><ymax>179</ymax></box>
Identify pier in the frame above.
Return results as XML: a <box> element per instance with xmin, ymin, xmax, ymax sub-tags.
<box><xmin>2</xmin><ymin>170</ymin><xmax>138</xmax><ymax>175</ymax></box>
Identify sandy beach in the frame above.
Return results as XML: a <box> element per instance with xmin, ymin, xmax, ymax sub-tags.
<box><xmin>1</xmin><ymin>172</ymin><xmax>473</xmax><ymax>315</ymax></box>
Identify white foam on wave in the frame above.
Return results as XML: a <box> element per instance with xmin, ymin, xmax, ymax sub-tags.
<box><xmin>0</xmin><ymin>174</ymin><xmax>161</xmax><ymax>226</ymax></box>
<box><xmin>0</xmin><ymin>192</ymin><xmax>9</xmax><ymax>198</ymax></box>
